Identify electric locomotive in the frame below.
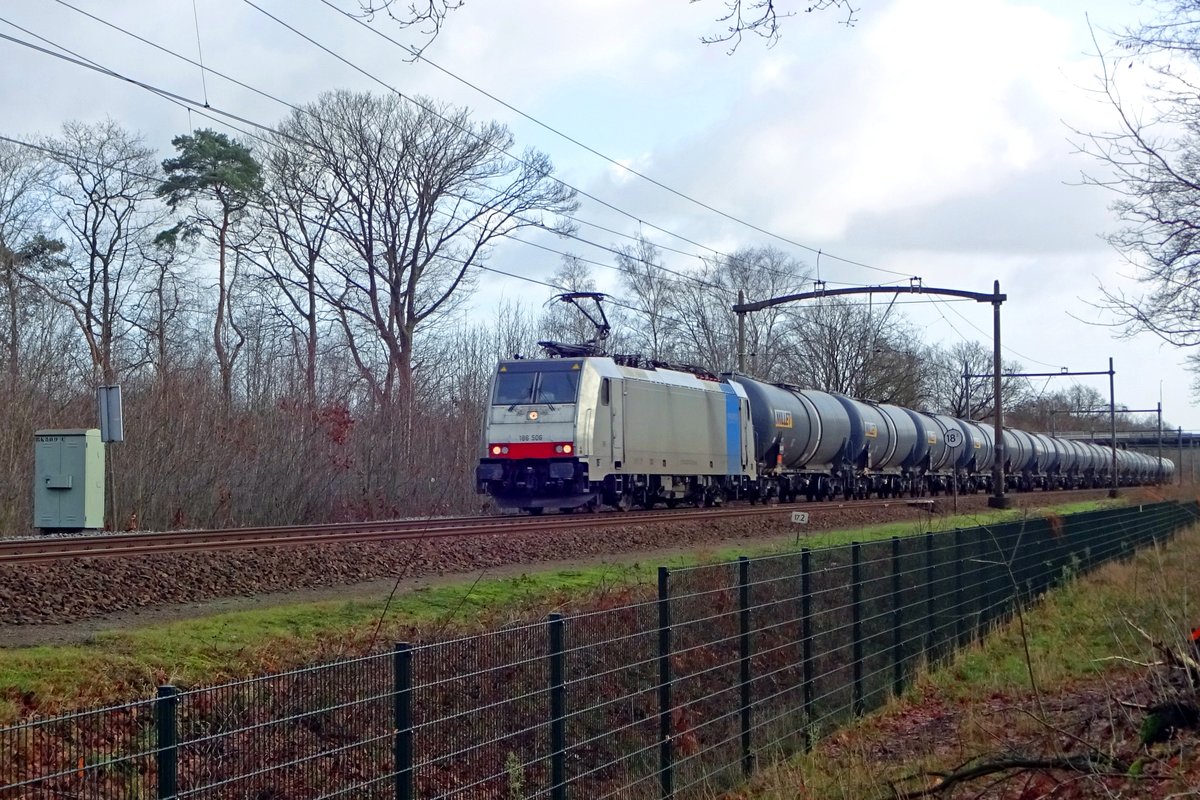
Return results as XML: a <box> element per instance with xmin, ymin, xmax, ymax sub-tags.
<box><xmin>475</xmin><ymin>293</ymin><xmax>1176</xmax><ymax>512</ymax></box>
<box><xmin>475</xmin><ymin>354</ymin><xmax>756</xmax><ymax>513</ymax></box>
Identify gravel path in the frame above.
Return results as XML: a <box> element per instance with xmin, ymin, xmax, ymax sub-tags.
<box><xmin>0</xmin><ymin>489</ymin><xmax>1129</xmax><ymax>644</ymax></box>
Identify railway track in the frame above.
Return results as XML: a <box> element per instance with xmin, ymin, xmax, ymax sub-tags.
<box><xmin>0</xmin><ymin>497</ymin><xmax>945</xmax><ymax>566</ymax></box>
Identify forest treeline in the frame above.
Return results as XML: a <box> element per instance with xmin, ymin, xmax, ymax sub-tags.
<box><xmin>0</xmin><ymin>92</ymin><xmax>1160</xmax><ymax>532</ymax></box>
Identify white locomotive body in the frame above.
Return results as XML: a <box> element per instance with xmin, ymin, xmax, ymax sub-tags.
<box><xmin>475</xmin><ymin>357</ymin><xmax>756</xmax><ymax>512</ymax></box>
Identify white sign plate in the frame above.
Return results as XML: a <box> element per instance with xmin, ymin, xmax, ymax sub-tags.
<box><xmin>791</xmin><ymin>511</ymin><xmax>810</xmax><ymax>524</ymax></box>
<box><xmin>944</xmin><ymin>429</ymin><xmax>964</xmax><ymax>448</ymax></box>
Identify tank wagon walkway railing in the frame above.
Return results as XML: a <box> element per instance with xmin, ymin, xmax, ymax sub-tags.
<box><xmin>2</xmin><ymin>501</ymin><xmax>1196</xmax><ymax>799</ymax></box>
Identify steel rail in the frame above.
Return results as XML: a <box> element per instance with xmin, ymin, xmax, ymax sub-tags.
<box><xmin>0</xmin><ymin>497</ymin><xmax>946</xmax><ymax>566</ymax></box>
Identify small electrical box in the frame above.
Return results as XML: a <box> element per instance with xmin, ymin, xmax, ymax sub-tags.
<box><xmin>33</xmin><ymin>429</ymin><xmax>105</xmax><ymax>533</ymax></box>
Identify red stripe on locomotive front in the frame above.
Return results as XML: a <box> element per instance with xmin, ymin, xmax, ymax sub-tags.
<box><xmin>488</xmin><ymin>441</ymin><xmax>574</xmax><ymax>459</ymax></box>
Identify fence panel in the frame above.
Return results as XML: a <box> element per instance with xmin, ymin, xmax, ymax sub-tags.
<box><xmin>0</xmin><ymin>699</ymin><xmax>158</xmax><ymax>799</ymax></box>
<box><xmin>743</xmin><ymin>552</ymin><xmax>806</xmax><ymax>768</ymax></box>
<box><xmin>668</xmin><ymin>560</ymin><xmax>744</xmax><ymax>796</ymax></box>
<box><xmin>409</xmin><ymin>622</ymin><xmax>551</xmax><ymax>799</ymax></box>
<box><xmin>560</xmin><ymin>599</ymin><xmax>661</xmax><ymax>799</ymax></box>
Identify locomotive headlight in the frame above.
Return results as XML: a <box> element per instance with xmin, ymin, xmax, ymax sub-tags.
<box><xmin>528</xmin><ymin>410</ymin><xmax>539</xmax><ymax>420</ymax></box>
<box><xmin>563</xmin><ymin>444</ymin><xmax>573</xmax><ymax>454</ymax></box>
<box><xmin>491</xmin><ymin>445</ymin><xmax>502</xmax><ymax>455</ymax></box>
<box><xmin>555</xmin><ymin>445</ymin><xmax>563</xmax><ymax>453</ymax></box>
<box><xmin>501</xmin><ymin>446</ymin><xmax>509</xmax><ymax>454</ymax></box>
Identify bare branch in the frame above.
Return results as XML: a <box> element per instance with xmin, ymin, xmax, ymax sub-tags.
<box><xmin>889</xmin><ymin>753</ymin><xmax>1130</xmax><ymax>799</ymax></box>
<box><xmin>693</xmin><ymin>0</ymin><xmax>859</xmax><ymax>51</ymax></box>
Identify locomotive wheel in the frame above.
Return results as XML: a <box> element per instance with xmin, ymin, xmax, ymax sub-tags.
<box><xmin>525</xmin><ymin>507</ymin><xmax>544</xmax><ymax>516</ymax></box>
<box><xmin>666</xmin><ymin>498</ymin><xmax>679</xmax><ymax>509</ymax></box>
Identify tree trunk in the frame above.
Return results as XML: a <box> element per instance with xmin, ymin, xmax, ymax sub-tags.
<box><xmin>215</xmin><ymin>212</ymin><xmax>231</xmax><ymax>406</ymax></box>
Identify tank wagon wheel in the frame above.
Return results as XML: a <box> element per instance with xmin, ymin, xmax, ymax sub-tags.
<box><xmin>558</xmin><ymin>507</ymin><xmax>576</xmax><ymax>514</ymax></box>
<box><xmin>524</xmin><ymin>507</ymin><xmax>544</xmax><ymax>516</ymax></box>
<box><xmin>665</xmin><ymin>498</ymin><xmax>679</xmax><ymax>509</ymax></box>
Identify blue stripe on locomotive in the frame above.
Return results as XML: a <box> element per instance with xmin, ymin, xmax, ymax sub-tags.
<box><xmin>720</xmin><ymin>384</ymin><xmax>741</xmax><ymax>475</ymax></box>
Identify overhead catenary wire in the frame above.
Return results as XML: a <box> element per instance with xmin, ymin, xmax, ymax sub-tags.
<box><xmin>5</xmin><ymin>2</ymin><xmax>1123</xmax><ymax>399</ymax></box>
<box><xmin>41</xmin><ymin>0</ymin><xmax>910</xmax><ymax>287</ymax></box>
<box><xmin>0</xmin><ymin>127</ymin><xmax>1025</xmax><ymax>382</ymax></box>
<box><xmin>937</xmin><ymin>293</ymin><xmax>1067</xmax><ymax>370</ymax></box>
<box><xmin>307</xmin><ymin>0</ymin><xmax>911</xmax><ymax>280</ymax></box>
<box><xmin>0</xmin><ymin>129</ymin><xmax>710</xmax><ymax>339</ymax></box>
<box><xmin>189</xmin><ymin>0</ymin><xmax>209</xmax><ymax>107</ymax></box>
<box><xmin>13</xmin><ymin>6</ymin><xmax>774</xmax><ymax>296</ymax></box>
<box><xmin>241</xmin><ymin>0</ymin><xmax>907</xmax><ymax>283</ymax></box>
<box><xmin>0</xmin><ymin>20</ymin><xmax>735</xmax><ymax>303</ymax></box>
<box><xmin>1</xmin><ymin>12</ymin><xmax>1038</xmax><ymax>372</ymax></box>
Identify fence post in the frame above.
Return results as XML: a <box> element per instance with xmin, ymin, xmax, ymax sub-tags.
<box><xmin>738</xmin><ymin>556</ymin><xmax>753</xmax><ymax>776</ymax></box>
<box><xmin>657</xmin><ymin>566</ymin><xmax>673</xmax><ymax>800</ymax></box>
<box><xmin>156</xmin><ymin>685</ymin><xmax>178</xmax><ymax>800</ymax></box>
<box><xmin>800</xmin><ymin>548</ymin><xmax>814</xmax><ymax>752</ymax></box>
<box><xmin>851</xmin><ymin>542</ymin><xmax>864</xmax><ymax>717</ymax></box>
<box><xmin>954</xmin><ymin>529</ymin><xmax>966</xmax><ymax>648</ymax></box>
<box><xmin>549</xmin><ymin>614</ymin><xmax>567</xmax><ymax>800</ymax></box>
<box><xmin>924</xmin><ymin>533</ymin><xmax>935</xmax><ymax>660</ymax></box>
<box><xmin>891</xmin><ymin>536</ymin><xmax>902</xmax><ymax>698</ymax></box>
<box><xmin>393</xmin><ymin>642</ymin><xmax>413</xmax><ymax>800</ymax></box>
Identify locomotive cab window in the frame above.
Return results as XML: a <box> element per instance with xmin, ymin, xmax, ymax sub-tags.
<box><xmin>536</xmin><ymin>371</ymin><xmax>580</xmax><ymax>404</ymax></box>
<box><xmin>493</xmin><ymin>372</ymin><xmax>536</xmax><ymax>406</ymax></box>
<box><xmin>492</xmin><ymin>370</ymin><xmax>581</xmax><ymax>406</ymax></box>
<box><xmin>601</xmin><ymin>378</ymin><xmax>610</xmax><ymax>406</ymax></box>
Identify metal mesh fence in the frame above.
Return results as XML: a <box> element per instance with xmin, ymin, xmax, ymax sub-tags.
<box><xmin>2</xmin><ymin>500</ymin><xmax>1195</xmax><ymax>799</ymax></box>
<box><xmin>0</xmin><ymin>698</ymin><xmax>158</xmax><ymax>798</ymax></box>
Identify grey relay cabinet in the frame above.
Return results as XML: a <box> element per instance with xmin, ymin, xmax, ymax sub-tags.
<box><xmin>34</xmin><ymin>429</ymin><xmax>105</xmax><ymax>532</ymax></box>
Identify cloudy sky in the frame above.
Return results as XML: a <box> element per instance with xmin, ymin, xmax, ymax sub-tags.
<box><xmin>2</xmin><ymin>0</ymin><xmax>1193</xmax><ymax>430</ymax></box>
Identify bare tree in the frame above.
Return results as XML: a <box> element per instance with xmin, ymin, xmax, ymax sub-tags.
<box><xmin>781</xmin><ymin>297</ymin><xmax>927</xmax><ymax>404</ymax></box>
<box><xmin>672</xmin><ymin>245</ymin><xmax>808</xmax><ymax>376</ymax></box>
<box><xmin>1076</xmin><ymin>3</ymin><xmax>1200</xmax><ymax>392</ymax></box>
<box><xmin>350</xmin><ymin>0</ymin><xmax>464</xmax><ymax>55</ymax></box>
<box><xmin>616</xmin><ymin>233</ymin><xmax>676</xmax><ymax>361</ymax></box>
<box><xmin>350</xmin><ymin>0</ymin><xmax>858</xmax><ymax>53</ymax></box>
<box><xmin>925</xmin><ymin>340</ymin><xmax>1025</xmax><ymax>420</ymax></box>
<box><xmin>276</xmin><ymin>90</ymin><xmax>577</xmax><ymax>419</ymax></box>
<box><xmin>0</xmin><ymin>142</ymin><xmax>56</xmax><ymax>387</ymax></box>
<box><xmin>37</xmin><ymin>120</ymin><xmax>162</xmax><ymax>385</ymax></box>
<box><xmin>253</xmin><ymin>132</ymin><xmax>339</xmax><ymax>405</ymax></box>
<box><xmin>128</xmin><ymin>236</ymin><xmax>195</xmax><ymax>391</ymax></box>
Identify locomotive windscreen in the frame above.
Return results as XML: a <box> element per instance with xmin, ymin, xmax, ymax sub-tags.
<box><xmin>492</xmin><ymin>370</ymin><xmax>580</xmax><ymax>405</ymax></box>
